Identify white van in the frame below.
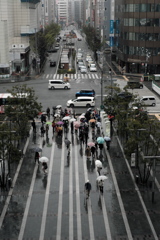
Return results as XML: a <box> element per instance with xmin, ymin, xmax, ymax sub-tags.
<box><xmin>67</xmin><ymin>96</ymin><xmax>95</xmax><ymax>108</ymax></box>
<box><xmin>48</xmin><ymin>80</ymin><xmax>70</xmax><ymax>90</ymax></box>
<box><xmin>140</xmin><ymin>96</ymin><xmax>156</xmax><ymax>106</ymax></box>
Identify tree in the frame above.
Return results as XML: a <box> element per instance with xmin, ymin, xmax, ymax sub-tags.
<box><xmin>83</xmin><ymin>25</ymin><xmax>102</xmax><ymax>52</ymax></box>
<box><xmin>103</xmin><ymin>84</ymin><xmax>160</xmax><ymax>184</ymax></box>
<box><xmin>5</xmin><ymin>84</ymin><xmax>42</xmax><ymax>141</ymax></box>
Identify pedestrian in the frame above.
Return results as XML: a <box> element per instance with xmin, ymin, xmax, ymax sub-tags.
<box><xmin>91</xmin><ymin>145</ymin><xmax>96</xmax><ymax>159</ymax></box>
<box><xmin>41</xmin><ymin>114</ymin><xmax>46</xmax><ymax>124</ymax></box>
<box><xmin>104</xmin><ymin>137</ymin><xmax>111</xmax><ymax>150</ymax></box>
<box><xmin>79</xmin><ymin>130</ymin><xmax>84</xmax><ymax>145</ymax></box>
<box><xmin>63</xmin><ymin>120</ymin><xmax>68</xmax><ymax>133</ymax></box>
<box><xmin>85</xmin><ymin>146</ymin><xmax>91</xmax><ymax>160</ymax></box>
<box><xmin>40</xmin><ymin>124</ymin><xmax>45</xmax><ymax>137</ymax></box>
<box><xmin>45</xmin><ymin>124</ymin><xmax>49</xmax><ymax>135</ymax></box>
<box><xmin>31</xmin><ymin>119</ymin><xmax>36</xmax><ymax>133</ymax></box>
<box><xmin>70</xmin><ymin>121</ymin><xmax>74</xmax><ymax>134</ymax></box>
<box><xmin>98</xmin><ymin>179</ymin><xmax>104</xmax><ymax>194</ymax></box>
<box><xmin>52</xmin><ymin>120</ymin><xmax>56</xmax><ymax>133</ymax></box>
<box><xmin>35</xmin><ymin>151</ymin><xmax>39</xmax><ymax>164</ymax></box>
<box><xmin>96</xmin><ymin>121</ymin><xmax>101</xmax><ymax>134</ymax></box>
<box><xmin>46</xmin><ymin>107</ymin><xmax>50</xmax><ymax>119</ymax></box>
<box><xmin>84</xmin><ymin>180</ymin><xmax>92</xmax><ymax>199</ymax></box>
<box><xmin>42</xmin><ymin>162</ymin><xmax>48</xmax><ymax>175</ymax></box>
<box><xmin>97</xmin><ymin>166</ymin><xmax>102</xmax><ymax>175</ymax></box>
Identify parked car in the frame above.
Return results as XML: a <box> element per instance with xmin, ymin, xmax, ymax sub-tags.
<box><xmin>67</xmin><ymin>96</ymin><xmax>95</xmax><ymax>108</ymax></box>
<box><xmin>75</xmin><ymin>89</ymin><xmax>95</xmax><ymax>97</ymax></box>
<box><xmin>117</xmin><ymin>92</ymin><xmax>132</xmax><ymax>100</ymax></box>
<box><xmin>78</xmin><ymin>38</ymin><xmax>82</xmax><ymax>41</ymax></box>
<box><xmin>47</xmin><ymin>49</ymin><xmax>57</xmax><ymax>53</ymax></box>
<box><xmin>55</xmin><ymin>44</ymin><xmax>60</xmax><ymax>50</ymax></box>
<box><xmin>127</xmin><ymin>81</ymin><xmax>143</xmax><ymax>89</ymax></box>
<box><xmin>140</xmin><ymin>96</ymin><xmax>156</xmax><ymax>106</ymax></box>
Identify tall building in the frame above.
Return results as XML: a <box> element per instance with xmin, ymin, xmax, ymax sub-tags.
<box><xmin>115</xmin><ymin>2</ymin><xmax>160</xmax><ymax>74</ymax></box>
<box><xmin>0</xmin><ymin>0</ymin><xmax>41</xmax><ymax>78</ymax></box>
<box><xmin>57</xmin><ymin>0</ymin><xmax>68</xmax><ymax>27</ymax></box>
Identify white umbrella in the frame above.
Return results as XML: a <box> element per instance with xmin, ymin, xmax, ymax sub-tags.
<box><xmin>95</xmin><ymin>160</ymin><xmax>102</xmax><ymax>168</ymax></box>
<box><xmin>104</xmin><ymin>136</ymin><xmax>111</xmax><ymax>142</ymax></box>
<box><xmin>79</xmin><ymin>115</ymin><xmax>85</xmax><ymax>119</ymax></box>
<box><xmin>70</xmin><ymin>118</ymin><xmax>76</xmax><ymax>122</ymax></box>
<box><xmin>62</xmin><ymin>116</ymin><xmax>70</xmax><ymax>120</ymax></box>
<box><xmin>97</xmin><ymin>175</ymin><xmax>108</xmax><ymax>181</ymax></box>
<box><xmin>39</xmin><ymin>156</ymin><xmax>49</xmax><ymax>163</ymax></box>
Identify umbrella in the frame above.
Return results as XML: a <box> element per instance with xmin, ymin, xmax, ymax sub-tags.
<box><xmin>74</xmin><ymin>121</ymin><xmax>80</xmax><ymax>128</ymax></box>
<box><xmin>46</xmin><ymin>121</ymin><xmax>52</xmax><ymax>125</ymax></box>
<box><xmin>95</xmin><ymin>160</ymin><xmax>102</xmax><ymax>168</ymax></box>
<box><xmin>104</xmin><ymin>136</ymin><xmax>111</xmax><ymax>142</ymax></box>
<box><xmin>56</xmin><ymin>121</ymin><xmax>64</xmax><ymax>125</ymax></box>
<box><xmin>31</xmin><ymin>147</ymin><xmax>42</xmax><ymax>152</ymax></box>
<box><xmin>87</xmin><ymin>142</ymin><xmax>95</xmax><ymax>147</ymax></box>
<box><xmin>39</xmin><ymin>156</ymin><xmax>49</xmax><ymax>163</ymax></box>
<box><xmin>89</xmin><ymin>119</ymin><xmax>96</xmax><ymax>123</ymax></box>
<box><xmin>97</xmin><ymin>137</ymin><xmax>104</xmax><ymax>144</ymax></box>
<box><xmin>97</xmin><ymin>175</ymin><xmax>108</xmax><ymax>181</ymax></box>
<box><xmin>56</xmin><ymin>105</ymin><xmax>62</xmax><ymax>109</ymax></box>
<box><xmin>63</xmin><ymin>116</ymin><xmax>71</xmax><ymax>120</ymax></box>
<box><xmin>54</xmin><ymin>113</ymin><xmax>60</xmax><ymax>118</ymax></box>
<box><xmin>65</xmin><ymin>139</ymin><xmax>71</xmax><ymax>146</ymax></box>
<box><xmin>79</xmin><ymin>115</ymin><xmax>85</xmax><ymax>119</ymax></box>
<box><xmin>70</xmin><ymin>118</ymin><xmax>76</xmax><ymax>122</ymax></box>
<box><xmin>39</xmin><ymin>111</ymin><xmax>47</xmax><ymax>115</ymax></box>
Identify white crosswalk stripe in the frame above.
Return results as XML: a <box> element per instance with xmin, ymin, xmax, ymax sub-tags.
<box><xmin>43</xmin><ymin>73</ymin><xmax>100</xmax><ymax>80</ymax></box>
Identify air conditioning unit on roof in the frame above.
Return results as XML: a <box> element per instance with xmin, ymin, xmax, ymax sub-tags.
<box><xmin>12</xmin><ymin>44</ymin><xmax>18</xmax><ymax>49</ymax></box>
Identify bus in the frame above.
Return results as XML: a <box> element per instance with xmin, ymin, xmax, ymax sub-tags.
<box><xmin>0</xmin><ymin>93</ymin><xmax>27</xmax><ymax>113</ymax></box>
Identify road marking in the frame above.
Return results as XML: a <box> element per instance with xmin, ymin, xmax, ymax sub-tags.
<box><xmin>74</xmin><ymin>143</ymin><xmax>82</xmax><ymax>240</ymax></box>
<box><xmin>0</xmin><ymin>128</ymin><xmax>32</xmax><ymax>230</ymax></box>
<box><xmin>18</xmin><ymin>129</ymin><xmax>41</xmax><ymax>240</ymax></box>
<box><xmin>56</xmin><ymin>137</ymin><xmax>65</xmax><ymax>240</ymax></box>
<box><xmin>95</xmin><ymin>73</ymin><xmax>99</xmax><ymax>79</ymax></box>
<box><xmin>105</xmin><ymin>141</ymin><xmax>134</xmax><ymax>240</ymax></box>
<box><xmin>53</xmin><ymin>74</ymin><xmax>56</xmax><ymax>79</ymax></box>
<box><xmin>92</xmin><ymin>74</ymin><xmax>95</xmax><ymax>79</ymax></box>
<box><xmin>46</xmin><ymin>74</ymin><xmax>49</xmax><ymax>79</ymax></box>
<box><xmin>88</xmin><ymin>74</ymin><xmax>91</xmax><ymax>79</ymax></box>
<box><xmin>116</xmin><ymin>136</ymin><xmax>159</xmax><ymax>240</ymax></box>
<box><xmin>69</xmin><ymin>143</ymin><xmax>74</xmax><ymax>240</ymax></box>
<box><xmin>82</xmin><ymin>149</ymin><xmax>95</xmax><ymax>240</ymax></box>
<box><xmin>39</xmin><ymin>140</ymin><xmax>56</xmax><ymax>240</ymax></box>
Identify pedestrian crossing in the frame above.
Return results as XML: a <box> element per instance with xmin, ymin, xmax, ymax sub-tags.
<box><xmin>43</xmin><ymin>73</ymin><xmax>101</xmax><ymax>80</ymax></box>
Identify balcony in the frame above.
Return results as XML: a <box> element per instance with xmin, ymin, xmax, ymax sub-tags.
<box><xmin>21</xmin><ymin>0</ymin><xmax>40</xmax><ymax>4</ymax></box>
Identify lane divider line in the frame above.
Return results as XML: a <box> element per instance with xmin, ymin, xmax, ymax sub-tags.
<box><xmin>39</xmin><ymin>140</ymin><xmax>56</xmax><ymax>240</ymax></box>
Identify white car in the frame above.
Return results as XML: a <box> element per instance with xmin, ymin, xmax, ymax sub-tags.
<box><xmin>78</xmin><ymin>62</ymin><xmax>84</xmax><ymax>70</ymax></box>
<box><xmin>87</xmin><ymin>60</ymin><xmax>94</xmax><ymax>68</ymax></box>
<box><xmin>90</xmin><ymin>65</ymin><xmax>97</xmax><ymax>72</ymax></box>
<box><xmin>55</xmin><ymin>45</ymin><xmax>60</xmax><ymax>50</ymax></box>
<box><xmin>67</xmin><ymin>96</ymin><xmax>95</xmax><ymax>108</ymax></box>
<box><xmin>80</xmin><ymin>66</ymin><xmax>87</xmax><ymax>73</ymax></box>
<box><xmin>86</xmin><ymin>56</ymin><xmax>92</xmax><ymax>62</ymax></box>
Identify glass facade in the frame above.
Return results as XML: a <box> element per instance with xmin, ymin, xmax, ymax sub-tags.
<box><xmin>115</xmin><ymin>2</ymin><xmax>160</xmax><ymax>74</ymax></box>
